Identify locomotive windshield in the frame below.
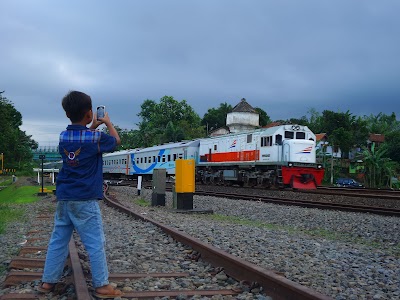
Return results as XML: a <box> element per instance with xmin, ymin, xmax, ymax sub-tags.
<box><xmin>296</xmin><ymin>132</ymin><xmax>306</xmax><ymax>139</ymax></box>
<box><xmin>284</xmin><ymin>131</ymin><xmax>294</xmax><ymax>139</ymax></box>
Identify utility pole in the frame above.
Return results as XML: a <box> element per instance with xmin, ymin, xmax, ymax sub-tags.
<box><xmin>38</xmin><ymin>155</ymin><xmax>47</xmax><ymax>196</ymax></box>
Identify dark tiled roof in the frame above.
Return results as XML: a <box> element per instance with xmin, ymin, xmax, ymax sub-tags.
<box><xmin>316</xmin><ymin>133</ymin><xmax>328</xmax><ymax>141</ymax></box>
<box><xmin>263</xmin><ymin>122</ymin><xmax>282</xmax><ymax>128</ymax></box>
<box><xmin>369</xmin><ymin>134</ymin><xmax>385</xmax><ymax>143</ymax></box>
<box><xmin>232</xmin><ymin>98</ymin><xmax>257</xmax><ymax>113</ymax></box>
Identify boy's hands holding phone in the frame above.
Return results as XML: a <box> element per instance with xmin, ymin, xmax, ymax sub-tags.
<box><xmin>90</xmin><ymin>105</ymin><xmax>111</xmax><ymax>129</ymax></box>
<box><xmin>90</xmin><ymin>105</ymin><xmax>121</xmax><ymax>145</ymax></box>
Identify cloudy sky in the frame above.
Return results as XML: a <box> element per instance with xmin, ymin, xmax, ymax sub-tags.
<box><xmin>1</xmin><ymin>0</ymin><xmax>399</xmax><ymax>146</ymax></box>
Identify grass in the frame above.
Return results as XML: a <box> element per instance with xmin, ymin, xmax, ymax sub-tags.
<box><xmin>0</xmin><ymin>182</ymin><xmax>54</xmax><ymax>234</ymax></box>
<box><xmin>134</xmin><ymin>198</ymin><xmax>151</xmax><ymax>207</ymax></box>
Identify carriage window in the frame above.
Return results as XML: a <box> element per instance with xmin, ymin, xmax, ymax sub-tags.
<box><xmin>158</xmin><ymin>156</ymin><xmax>161</xmax><ymax>162</ymax></box>
<box><xmin>168</xmin><ymin>154</ymin><xmax>171</xmax><ymax>161</ymax></box>
<box><xmin>247</xmin><ymin>134</ymin><xmax>252</xmax><ymax>143</ymax></box>
<box><xmin>214</xmin><ymin>145</ymin><xmax>217</xmax><ymax>151</ymax></box>
<box><xmin>284</xmin><ymin>131</ymin><xmax>294</xmax><ymax>139</ymax></box>
<box><xmin>136</xmin><ymin>158</ymin><xmax>139</xmax><ymax>164</ymax></box>
<box><xmin>261</xmin><ymin>136</ymin><xmax>272</xmax><ymax>147</ymax></box>
<box><xmin>153</xmin><ymin>156</ymin><xmax>156</xmax><ymax>163</ymax></box>
<box><xmin>276</xmin><ymin>134</ymin><xmax>283</xmax><ymax>145</ymax></box>
<box><xmin>173</xmin><ymin>154</ymin><xmax>177</xmax><ymax>161</ymax></box>
<box><xmin>178</xmin><ymin>153</ymin><xmax>183</xmax><ymax>159</ymax></box>
<box><xmin>162</xmin><ymin>155</ymin><xmax>166</xmax><ymax>162</ymax></box>
<box><xmin>296</xmin><ymin>132</ymin><xmax>305</xmax><ymax>139</ymax></box>
<box><xmin>144</xmin><ymin>157</ymin><xmax>147</xmax><ymax>164</ymax></box>
<box><xmin>140</xmin><ymin>157</ymin><xmax>143</xmax><ymax>164</ymax></box>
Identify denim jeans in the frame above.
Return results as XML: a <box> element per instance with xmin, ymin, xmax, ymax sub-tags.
<box><xmin>42</xmin><ymin>200</ymin><xmax>109</xmax><ymax>288</ymax></box>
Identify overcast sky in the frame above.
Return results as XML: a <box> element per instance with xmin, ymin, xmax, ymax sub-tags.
<box><xmin>1</xmin><ymin>0</ymin><xmax>399</xmax><ymax>146</ymax></box>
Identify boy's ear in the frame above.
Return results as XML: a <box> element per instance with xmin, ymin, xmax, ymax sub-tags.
<box><xmin>86</xmin><ymin>110</ymin><xmax>93</xmax><ymax>121</ymax></box>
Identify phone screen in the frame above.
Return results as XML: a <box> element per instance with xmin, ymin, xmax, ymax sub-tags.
<box><xmin>97</xmin><ymin>106</ymin><xmax>105</xmax><ymax>119</ymax></box>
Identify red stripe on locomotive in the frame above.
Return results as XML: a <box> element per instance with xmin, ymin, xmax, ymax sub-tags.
<box><xmin>205</xmin><ymin>150</ymin><xmax>260</xmax><ymax>162</ymax></box>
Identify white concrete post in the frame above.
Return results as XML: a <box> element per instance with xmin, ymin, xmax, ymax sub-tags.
<box><xmin>137</xmin><ymin>176</ymin><xmax>142</xmax><ymax>195</ymax></box>
<box><xmin>51</xmin><ymin>169</ymin><xmax>55</xmax><ymax>184</ymax></box>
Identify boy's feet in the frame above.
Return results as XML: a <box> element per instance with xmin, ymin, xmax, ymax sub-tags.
<box><xmin>37</xmin><ymin>282</ymin><xmax>55</xmax><ymax>293</ymax></box>
<box><xmin>93</xmin><ymin>284</ymin><xmax>123</xmax><ymax>299</ymax></box>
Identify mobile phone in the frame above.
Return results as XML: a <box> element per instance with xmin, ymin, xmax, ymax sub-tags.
<box><xmin>96</xmin><ymin>106</ymin><xmax>105</xmax><ymax>120</ymax></box>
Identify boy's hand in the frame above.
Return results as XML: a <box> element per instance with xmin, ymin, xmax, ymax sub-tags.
<box><xmin>90</xmin><ymin>112</ymin><xmax>104</xmax><ymax>129</ymax></box>
<box><xmin>99</xmin><ymin>112</ymin><xmax>111</xmax><ymax>126</ymax></box>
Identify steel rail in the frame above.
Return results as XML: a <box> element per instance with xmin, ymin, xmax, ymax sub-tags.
<box><xmin>298</xmin><ymin>188</ymin><xmax>400</xmax><ymax>200</ymax></box>
<box><xmin>104</xmin><ymin>184</ymin><xmax>333</xmax><ymax>300</ymax></box>
<box><xmin>194</xmin><ymin>190</ymin><xmax>400</xmax><ymax>217</ymax></box>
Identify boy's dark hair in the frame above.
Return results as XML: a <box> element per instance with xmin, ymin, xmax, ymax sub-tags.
<box><xmin>62</xmin><ymin>91</ymin><xmax>92</xmax><ymax>123</ymax></box>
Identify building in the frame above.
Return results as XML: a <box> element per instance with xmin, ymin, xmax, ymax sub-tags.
<box><xmin>209</xmin><ymin>98</ymin><xmax>259</xmax><ymax>136</ymax></box>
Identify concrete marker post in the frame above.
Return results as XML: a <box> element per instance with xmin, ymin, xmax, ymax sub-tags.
<box><xmin>137</xmin><ymin>176</ymin><xmax>142</xmax><ymax>195</ymax></box>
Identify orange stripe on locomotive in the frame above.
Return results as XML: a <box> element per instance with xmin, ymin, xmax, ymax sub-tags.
<box><xmin>205</xmin><ymin>150</ymin><xmax>260</xmax><ymax>162</ymax></box>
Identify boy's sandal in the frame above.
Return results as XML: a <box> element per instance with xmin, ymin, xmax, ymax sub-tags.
<box><xmin>93</xmin><ymin>288</ymin><xmax>124</xmax><ymax>299</ymax></box>
<box><xmin>37</xmin><ymin>283</ymin><xmax>55</xmax><ymax>293</ymax></box>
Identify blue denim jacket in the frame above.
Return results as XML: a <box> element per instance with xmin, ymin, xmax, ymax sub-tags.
<box><xmin>56</xmin><ymin>125</ymin><xmax>116</xmax><ymax>200</ymax></box>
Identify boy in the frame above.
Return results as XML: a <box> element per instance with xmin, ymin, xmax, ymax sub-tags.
<box><xmin>38</xmin><ymin>91</ymin><xmax>123</xmax><ymax>298</ymax></box>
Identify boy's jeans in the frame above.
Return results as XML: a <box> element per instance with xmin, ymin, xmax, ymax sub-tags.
<box><xmin>42</xmin><ymin>200</ymin><xmax>109</xmax><ymax>288</ymax></box>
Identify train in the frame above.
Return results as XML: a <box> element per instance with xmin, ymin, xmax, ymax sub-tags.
<box><xmin>103</xmin><ymin>124</ymin><xmax>325</xmax><ymax>189</ymax></box>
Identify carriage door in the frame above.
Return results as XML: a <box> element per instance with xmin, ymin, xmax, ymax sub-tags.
<box><xmin>276</xmin><ymin>134</ymin><xmax>283</xmax><ymax>162</ymax></box>
<box><xmin>282</xmin><ymin>142</ymin><xmax>290</xmax><ymax>162</ymax></box>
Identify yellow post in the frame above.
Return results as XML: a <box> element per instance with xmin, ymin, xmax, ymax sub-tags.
<box><xmin>175</xmin><ymin>159</ymin><xmax>195</xmax><ymax>210</ymax></box>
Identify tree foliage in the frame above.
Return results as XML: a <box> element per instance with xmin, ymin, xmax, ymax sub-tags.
<box><xmin>136</xmin><ymin>96</ymin><xmax>204</xmax><ymax>147</ymax></box>
<box><xmin>362</xmin><ymin>143</ymin><xmax>395</xmax><ymax>188</ymax></box>
<box><xmin>0</xmin><ymin>91</ymin><xmax>38</xmax><ymax>171</ymax></box>
<box><xmin>306</xmin><ymin>110</ymin><xmax>369</xmax><ymax>158</ymax></box>
<box><xmin>254</xmin><ymin>107</ymin><xmax>271</xmax><ymax>127</ymax></box>
<box><xmin>201</xmin><ymin>102</ymin><xmax>232</xmax><ymax>133</ymax></box>
<box><xmin>364</xmin><ymin>112</ymin><xmax>400</xmax><ymax>134</ymax></box>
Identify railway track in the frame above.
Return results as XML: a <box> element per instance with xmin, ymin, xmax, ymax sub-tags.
<box><xmin>118</xmin><ymin>178</ymin><xmax>400</xmax><ymax>201</ymax></box>
<box><xmin>1</xmin><ymin>185</ymin><xmax>333</xmax><ymax>300</ymax></box>
<box><xmin>193</xmin><ymin>190</ymin><xmax>400</xmax><ymax>217</ymax></box>
<box><xmin>300</xmin><ymin>186</ymin><xmax>400</xmax><ymax>200</ymax></box>
<box><xmin>133</xmin><ymin>182</ymin><xmax>400</xmax><ymax>217</ymax></box>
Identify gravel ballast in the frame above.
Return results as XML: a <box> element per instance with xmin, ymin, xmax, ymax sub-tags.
<box><xmin>1</xmin><ymin>181</ymin><xmax>399</xmax><ymax>299</ymax></box>
<box><xmin>110</xmin><ymin>186</ymin><xmax>400</xmax><ymax>300</ymax></box>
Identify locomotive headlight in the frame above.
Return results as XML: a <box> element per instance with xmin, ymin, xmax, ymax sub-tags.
<box><xmin>291</xmin><ymin>125</ymin><xmax>300</xmax><ymax>131</ymax></box>
<box><xmin>317</xmin><ymin>164</ymin><xmax>322</xmax><ymax>169</ymax></box>
<box><xmin>288</xmin><ymin>162</ymin><xmax>293</xmax><ymax>167</ymax></box>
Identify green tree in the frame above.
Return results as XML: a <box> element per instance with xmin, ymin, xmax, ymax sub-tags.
<box><xmin>362</xmin><ymin>143</ymin><xmax>396</xmax><ymax>188</ymax></box>
<box><xmin>137</xmin><ymin>96</ymin><xmax>204</xmax><ymax>147</ymax></box>
<box><xmin>386</xmin><ymin>130</ymin><xmax>400</xmax><ymax>163</ymax></box>
<box><xmin>0</xmin><ymin>91</ymin><xmax>38</xmax><ymax>171</ymax></box>
<box><xmin>363</xmin><ymin>112</ymin><xmax>400</xmax><ymax>164</ymax></box>
<box><xmin>363</xmin><ymin>112</ymin><xmax>400</xmax><ymax>134</ymax></box>
<box><xmin>201</xmin><ymin>102</ymin><xmax>232</xmax><ymax>133</ymax></box>
<box><xmin>254</xmin><ymin>107</ymin><xmax>271</xmax><ymax>127</ymax></box>
<box><xmin>313</xmin><ymin>110</ymin><xmax>368</xmax><ymax>159</ymax></box>
<box><xmin>164</xmin><ymin>121</ymin><xmax>185</xmax><ymax>143</ymax></box>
